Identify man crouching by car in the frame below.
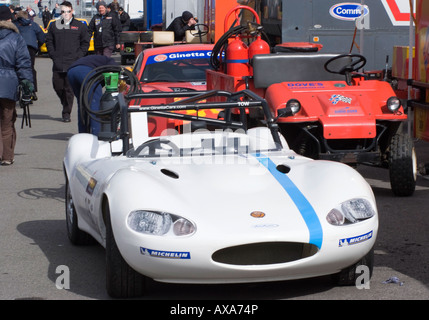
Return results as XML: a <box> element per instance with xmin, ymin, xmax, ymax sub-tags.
<box><xmin>46</xmin><ymin>1</ymin><xmax>90</xmax><ymax>123</ymax></box>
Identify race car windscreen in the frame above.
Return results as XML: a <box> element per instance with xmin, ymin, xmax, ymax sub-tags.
<box><xmin>141</xmin><ymin>50</ymin><xmax>212</xmax><ymax>83</ymax></box>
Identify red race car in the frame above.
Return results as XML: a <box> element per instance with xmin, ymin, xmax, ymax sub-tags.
<box><xmin>131</xmin><ymin>44</ymin><xmax>218</xmax><ymax>136</ymax></box>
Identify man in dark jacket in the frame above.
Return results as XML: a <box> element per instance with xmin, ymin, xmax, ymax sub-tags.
<box><xmin>14</xmin><ymin>10</ymin><xmax>45</xmax><ymax>99</ymax></box>
<box><xmin>42</xmin><ymin>6</ymin><xmax>52</xmax><ymax>28</ymax></box>
<box><xmin>166</xmin><ymin>11</ymin><xmax>197</xmax><ymax>41</ymax></box>
<box><xmin>88</xmin><ymin>1</ymin><xmax>121</xmax><ymax>57</ymax></box>
<box><xmin>46</xmin><ymin>1</ymin><xmax>90</xmax><ymax>122</ymax></box>
<box><xmin>118</xmin><ymin>7</ymin><xmax>130</xmax><ymax>31</ymax></box>
<box><xmin>0</xmin><ymin>6</ymin><xmax>34</xmax><ymax>165</ymax></box>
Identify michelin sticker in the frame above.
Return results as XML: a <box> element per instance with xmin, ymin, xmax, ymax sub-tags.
<box><xmin>140</xmin><ymin>247</ymin><xmax>191</xmax><ymax>259</ymax></box>
<box><xmin>339</xmin><ymin>231</ymin><xmax>373</xmax><ymax>247</ymax></box>
<box><xmin>330</xmin><ymin>3</ymin><xmax>369</xmax><ymax>21</ymax></box>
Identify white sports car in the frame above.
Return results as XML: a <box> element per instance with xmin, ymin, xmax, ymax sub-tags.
<box><xmin>63</xmin><ymin>89</ymin><xmax>378</xmax><ymax>298</ymax></box>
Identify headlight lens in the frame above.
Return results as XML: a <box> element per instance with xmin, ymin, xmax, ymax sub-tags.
<box><xmin>286</xmin><ymin>99</ymin><xmax>301</xmax><ymax>114</ymax></box>
<box><xmin>326</xmin><ymin>198</ymin><xmax>375</xmax><ymax>225</ymax></box>
<box><xmin>387</xmin><ymin>96</ymin><xmax>401</xmax><ymax>113</ymax></box>
<box><xmin>127</xmin><ymin>210</ymin><xmax>195</xmax><ymax>236</ymax></box>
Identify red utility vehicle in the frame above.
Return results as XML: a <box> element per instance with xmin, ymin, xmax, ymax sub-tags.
<box><xmin>207</xmin><ymin>5</ymin><xmax>416</xmax><ymax>196</ymax></box>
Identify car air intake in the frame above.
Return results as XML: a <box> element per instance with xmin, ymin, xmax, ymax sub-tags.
<box><xmin>160</xmin><ymin>168</ymin><xmax>179</xmax><ymax>179</ymax></box>
<box><xmin>212</xmin><ymin>242</ymin><xmax>318</xmax><ymax>265</ymax></box>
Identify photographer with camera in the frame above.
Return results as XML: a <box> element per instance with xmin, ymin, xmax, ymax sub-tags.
<box><xmin>166</xmin><ymin>11</ymin><xmax>197</xmax><ymax>41</ymax></box>
<box><xmin>0</xmin><ymin>6</ymin><xmax>34</xmax><ymax>166</ymax></box>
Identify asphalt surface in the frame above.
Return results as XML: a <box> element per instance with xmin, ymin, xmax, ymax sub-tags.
<box><xmin>0</xmin><ymin>55</ymin><xmax>429</xmax><ymax>301</ymax></box>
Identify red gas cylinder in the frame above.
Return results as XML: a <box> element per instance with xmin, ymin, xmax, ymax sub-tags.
<box><xmin>248</xmin><ymin>35</ymin><xmax>270</xmax><ymax>75</ymax></box>
<box><xmin>226</xmin><ymin>36</ymin><xmax>250</xmax><ymax>77</ymax></box>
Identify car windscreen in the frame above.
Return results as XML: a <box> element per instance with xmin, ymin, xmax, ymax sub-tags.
<box><xmin>141</xmin><ymin>50</ymin><xmax>212</xmax><ymax>83</ymax></box>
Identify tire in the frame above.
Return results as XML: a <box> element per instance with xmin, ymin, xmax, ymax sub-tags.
<box><xmin>65</xmin><ymin>179</ymin><xmax>95</xmax><ymax>245</ymax></box>
<box><xmin>332</xmin><ymin>248</ymin><xmax>374</xmax><ymax>286</ymax></box>
<box><xmin>105</xmin><ymin>202</ymin><xmax>146</xmax><ymax>298</ymax></box>
<box><xmin>388</xmin><ymin>133</ymin><xmax>417</xmax><ymax>196</ymax></box>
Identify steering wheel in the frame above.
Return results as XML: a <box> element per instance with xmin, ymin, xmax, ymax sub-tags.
<box><xmin>190</xmin><ymin>24</ymin><xmax>209</xmax><ymax>40</ymax></box>
<box><xmin>151</xmin><ymin>73</ymin><xmax>176</xmax><ymax>82</ymax></box>
<box><xmin>129</xmin><ymin>139</ymin><xmax>180</xmax><ymax>158</ymax></box>
<box><xmin>324</xmin><ymin>54</ymin><xmax>367</xmax><ymax>75</ymax></box>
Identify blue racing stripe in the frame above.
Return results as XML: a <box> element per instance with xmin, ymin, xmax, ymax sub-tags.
<box><xmin>253</xmin><ymin>154</ymin><xmax>323</xmax><ymax>249</ymax></box>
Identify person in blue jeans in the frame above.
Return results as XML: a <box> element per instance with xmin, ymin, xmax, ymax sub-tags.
<box><xmin>67</xmin><ymin>55</ymin><xmax>117</xmax><ymax>135</ymax></box>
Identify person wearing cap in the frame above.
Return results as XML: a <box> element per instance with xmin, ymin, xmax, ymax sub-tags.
<box><xmin>42</xmin><ymin>6</ymin><xmax>52</xmax><ymax>28</ymax></box>
<box><xmin>118</xmin><ymin>7</ymin><xmax>130</xmax><ymax>31</ymax></box>
<box><xmin>0</xmin><ymin>6</ymin><xmax>34</xmax><ymax>165</ymax></box>
<box><xmin>46</xmin><ymin>1</ymin><xmax>90</xmax><ymax>122</ymax></box>
<box><xmin>166</xmin><ymin>11</ymin><xmax>197</xmax><ymax>41</ymax></box>
<box><xmin>88</xmin><ymin>1</ymin><xmax>121</xmax><ymax>57</ymax></box>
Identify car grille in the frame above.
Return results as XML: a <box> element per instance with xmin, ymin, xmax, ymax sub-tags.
<box><xmin>212</xmin><ymin>242</ymin><xmax>318</xmax><ymax>265</ymax></box>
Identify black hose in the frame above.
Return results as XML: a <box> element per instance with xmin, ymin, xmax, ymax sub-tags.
<box><xmin>79</xmin><ymin>65</ymin><xmax>141</xmax><ymax>131</ymax></box>
<box><xmin>210</xmin><ymin>25</ymin><xmax>247</xmax><ymax>70</ymax></box>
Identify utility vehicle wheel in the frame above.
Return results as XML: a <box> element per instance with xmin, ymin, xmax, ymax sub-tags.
<box><xmin>388</xmin><ymin>133</ymin><xmax>417</xmax><ymax>197</ymax></box>
<box><xmin>65</xmin><ymin>179</ymin><xmax>94</xmax><ymax>245</ymax></box>
<box><xmin>105</xmin><ymin>202</ymin><xmax>146</xmax><ymax>298</ymax></box>
<box><xmin>332</xmin><ymin>248</ymin><xmax>374</xmax><ymax>286</ymax></box>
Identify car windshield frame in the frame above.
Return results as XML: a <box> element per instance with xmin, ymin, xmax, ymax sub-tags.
<box><xmin>116</xmin><ymin>90</ymin><xmax>284</xmax><ymax>155</ymax></box>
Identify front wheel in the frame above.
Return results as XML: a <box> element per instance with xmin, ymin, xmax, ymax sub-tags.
<box><xmin>65</xmin><ymin>179</ymin><xmax>94</xmax><ymax>245</ymax></box>
<box><xmin>388</xmin><ymin>133</ymin><xmax>417</xmax><ymax>197</ymax></box>
<box><xmin>332</xmin><ymin>248</ymin><xmax>374</xmax><ymax>286</ymax></box>
<box><xmin>105</xmin><ymin>201</ymin><xmax>146</xmax><ymax>298</ymax></box>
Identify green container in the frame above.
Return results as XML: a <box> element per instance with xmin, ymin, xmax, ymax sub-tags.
<box><xmin>103</xmin><ymin>72</ymin><xmax>119</xmax><ymax>92</ymax></box>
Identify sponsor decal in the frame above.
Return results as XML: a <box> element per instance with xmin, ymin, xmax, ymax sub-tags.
<box><xmin>154</xmin><ymin>54</ymin><xmax>168</xmax><ymax>62</ymax></box>
<box><xmin>330</xmin><ymin>94</ymin><xmax>352</xmax><ymax>105</ymax></box>
<box><xmin>334</xmin><ymin>106</ymin><xmax>358</xmax><ymax>114</ymax></box>
<box><xmin>147</xmin><ymin>50</ymin><xmax>212</xmax><ymax>65</ymax></box>
<box><xmin>250</xmin><ymin>211</ymin><xmax>265</xmax><ymax>218</ymax></box>
<box><xmin>86</xmin><ymin>177</ymin><xmax>97</xmax><ymax>196</ymax></box>
<box><xmin>329</xmin><ymin>3</ymin><xmax>369</xmax><ymax>21</ymax></box>
<box><xmin>252</xmin><ymin>224</ymin><xmax>279</xmax><ymax>229</ymax></box>
<box><xmin>339</xmin><ymin>231</ymin><xmax>373</xmax><ymax>247</ymax></box>
<box><xmin>287</xmin><ymin>82</ymin><xmax>324</xmax><ymax>89</ymax></box>
<box><xmin>140</xmin><ymin>247</ymin><xmax>191</xmax><ymax>259</ymax></box>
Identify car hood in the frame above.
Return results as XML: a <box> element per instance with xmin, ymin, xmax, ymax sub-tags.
<box><xmin>105</xmin><ymin>153</ymin><xmax>370</xmax><ymax>248</ymax></box>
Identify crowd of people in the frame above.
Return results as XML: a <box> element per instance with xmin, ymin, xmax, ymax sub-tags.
<box><xmin>0</xmin><ymin>1</ymin><xmax>197</xmax><ymax>167</ymax></box>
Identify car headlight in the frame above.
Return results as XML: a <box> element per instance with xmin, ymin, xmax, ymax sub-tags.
<box><xmin>286</xmin><ymin>99</ymin><xmax>302</xmax><ymax>115</ymax></box>
<box><xmin>127</xmin><ymin>210</ymin><xmax>196</xmax><ymax>236</ymax></box>
<box><xmin>277</xmin><ymin>99</ymin><xmax>301</xmax><ymax>117</ymax></box>
<box><xmin>326</xmin><ymin>198</ymin><xmax>376</xmax><ymax>226</ymax></box>
<box><xmin>387</xmin><ymin>96</ymin><xmax>401</xmax><ymax>113</ymax></box>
